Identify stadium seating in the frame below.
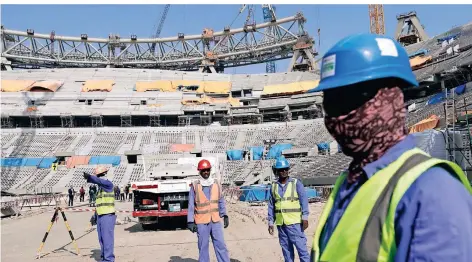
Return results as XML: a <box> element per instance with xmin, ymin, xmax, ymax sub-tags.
<box><xmin>2</xmin><ymin>21</ymin><xmax>472</xmax><ymax>195</ymax></box>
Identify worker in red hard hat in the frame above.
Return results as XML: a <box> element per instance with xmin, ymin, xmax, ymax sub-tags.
<box><xmin>187</xmin><ymin>159</ymin><xmax>230</xmax><ymax>262</ymax></box>
<box><xmin>83</xmin><ymin>166</ymin><xmax>116</xmax><ymax>262</ymax></box>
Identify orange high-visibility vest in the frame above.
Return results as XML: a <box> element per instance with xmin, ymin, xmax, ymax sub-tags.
<box><xmin>193</xmin><ymin>180</ymin><xmax>221</xmax><ymax>224</ymax></box>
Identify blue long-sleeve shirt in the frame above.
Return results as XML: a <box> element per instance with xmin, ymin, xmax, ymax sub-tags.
<box><xmin>87</xmin><ymin>175</ymin><xmax>114</xmax><ymax>193</ymax></box>
<box><xmin>317</xmin><ymin>135</ymin><xmax>472</xmax><ymax>261</ymax></box>
<box><xmin>187</xmin><ymin>182</ymin><xmax>227</xmax><ymax>223</ymax></box>
<box><xmin>267</xmin><ymin>177</ymin><xmax>309</xmax><ymax>226</ymax></box>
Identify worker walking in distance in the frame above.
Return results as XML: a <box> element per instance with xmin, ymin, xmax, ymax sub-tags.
<box><xmin>310</xmin><ymin>33</ymin><xmax>472</xmax><ymax>262</ymax></box>
<box><xmin>187</xmin><ymin>159</ymin><xmax>230</xmax><ymax>262</ymax></box>
<box><xmin>68</xmin><ymin>186</ymin><xmax>75</xmax><ymax>206</ymax></box>
<box><xmin>84</xmin><ymin>166</ymin><xmax>116</xmax><ymax>262</ymax></box>
<box><xmin>268</xmin><ymin>157</ymin><xmax>310</xmax><ymax>262</ymax></box>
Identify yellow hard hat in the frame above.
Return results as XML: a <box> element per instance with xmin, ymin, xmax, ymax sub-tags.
<box><xmin>94</xmin><ymin>166</ymin><xmax>108</xmax><ymax>175</ymax></box>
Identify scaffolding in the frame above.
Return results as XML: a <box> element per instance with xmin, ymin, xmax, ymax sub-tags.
<box><xmin>178</xmin><ymin>115</ymin><xmax>191</xmax><ymax>127</ymax></box>
<box><xmin>120</xmin><ymin>113</ymin><xmax>132</xmax><ymax>127</ymax></box>
<box><xmin>1</xmin><ymin>115</ymin><xmax>12</xmax><ymax>128</ymax></box>
<box><xmin>91</xmin><ymin>113</ymin><xmax>103</xmax><ymax>127</ymax></box>
<box><xmin>224</xmin><ymin>114</ymin><xmax>263</xmax><ymax>125</ymax></box>
<box><xmin>29</xmin><ymin>114</ymin><xmax>44</xmax><ymax>128</ymax></box>
<box><xmin>60</xmin><ymin>113</ymin><xmax>74</xmax><ymax>128</ymax></box>
<box><xmin>200</xmin><ymin>115</ymin><xmax>212</xmax><ymax>126</ymax></box>
<box><xmin>149</xmin><ymin>112</ymin><xmax>161</xmax><ymax>127</ymax></box>
<box><xmin>443</xmin><ymin>86</ymin><xmax>472</xmax><ymax>177</ymax></box>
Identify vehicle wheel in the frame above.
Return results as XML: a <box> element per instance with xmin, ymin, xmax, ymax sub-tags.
<box><xmin>141</xmin><ymin>224</ymin><xmax>155</xmax><ymax>231</ymax></box>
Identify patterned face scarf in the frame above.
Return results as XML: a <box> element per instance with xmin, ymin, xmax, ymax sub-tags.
<box><xmin>324</xmin><ymin>86</ymin><xmax>408</xmax><ymax>183</ymax></box>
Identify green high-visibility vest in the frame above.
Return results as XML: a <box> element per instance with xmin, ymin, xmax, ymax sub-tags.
<box><xmin>311</xmin><ymin>148</ymin><xmax>472</xmax><ymax>262</ymax></box>
<box><xmin>96</xmin><ymin>188</ymin><xmax>115</xmax><ymax>215</ymax></box>
<box><xmin>272</xmin><ymin>178</ymin><xmax>302</xmax><ymax>226</ymax></box>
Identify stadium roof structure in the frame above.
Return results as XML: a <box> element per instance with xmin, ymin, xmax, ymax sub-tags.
<box><xmin>406</xmin><ymin>21</ymin><xmax>472</xmax><ymax>88</ymax></box>
<box><xmin>0</xmin><ymin>12</ymin><xmax>318</xmax><ymax>73</ymax></box>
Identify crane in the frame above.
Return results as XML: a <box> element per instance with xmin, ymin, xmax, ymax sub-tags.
<box><xmin>262</xmin><ymin>4</ymin><xmax>277</xmax><ymax>73</ymax></box>
<box><xmin>368</xmin><ymin>4</ymin><xmax>385</xmax><ymax>35</ymax></box>
<box><xmin>151</xmin><ymin>4</ymin><xmax>171</xmax><ymax>53</ymax></box>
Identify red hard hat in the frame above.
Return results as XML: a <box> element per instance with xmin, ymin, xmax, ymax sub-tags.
<box><xmin>197</xmin><ymin>159</ymin><xmax>211</xmax><ymax>170</ymax></box>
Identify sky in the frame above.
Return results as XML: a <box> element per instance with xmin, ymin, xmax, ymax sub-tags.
<box><xmin>1</xmin><ymin>4</ymin><xmax>472</xmax><ymax>74</ymax></box>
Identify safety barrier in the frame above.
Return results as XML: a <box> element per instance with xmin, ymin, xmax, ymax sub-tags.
<box><xmin>0</xmin><ymin>192</ymin><xmax>96</xmax><ymax>210</ymax></box>
<box><xmin>1</xmin><ymin>194</ymin><xmax>67</xmax><ymax>209</ymax></box>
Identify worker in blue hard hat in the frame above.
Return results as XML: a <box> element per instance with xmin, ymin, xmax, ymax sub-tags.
<box><xmin>308</xmin><ymin>33</ymin><xmax>472</xmax><ymax>262</ymax></box>
<box><xmin>268</xmin><ymin>157</ymin><xmax>310</xmax><ymax>262</ymax></box>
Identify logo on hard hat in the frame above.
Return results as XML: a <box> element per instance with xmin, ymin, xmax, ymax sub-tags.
<box><xmin>321</xmin><ymin>54</ymin><xmax>336</xmax><ymax>79</ymax></box>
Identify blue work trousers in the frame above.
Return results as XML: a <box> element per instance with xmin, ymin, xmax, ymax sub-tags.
<box><xmin>197</xmin><ymin>221</ymin><xmax>230</xmax><ymax>262</ymax></box>
<box><xmin>97</xmin><ymin>213</ymin><xmax>116</xmax><ymax>262</ymax></box>
<box><xmin>277</xmin><ymin>223</ymin><xmax>310</xmax><ymax>262</ymax></box>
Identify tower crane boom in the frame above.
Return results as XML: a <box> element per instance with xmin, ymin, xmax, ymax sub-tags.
<box><xmin>151</xmin><ymin>4</ymin><xmax>171</xmax><ymax>53</ymax></box>
<box><xmin>368</xmin><ymin>4</ymin><xmax>385</xmax><ymax>35</ymax></box>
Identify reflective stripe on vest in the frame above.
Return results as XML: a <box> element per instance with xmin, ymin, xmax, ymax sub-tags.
<box><xmin>96</xmin><ymin>189</ymin><xmax>115</xmax><ymax>215</ymax></box>
<box><xmin>193</xmin><ymin>180</ymin><xmax>221</xmax><ymax>224</ymax></box>
<box><xmin>311</xmin><ymin>148</ymin><xmax>472</xmax><ymax>262</ymax></box>
<box><xmin>273</xmin><ymin>178</ymin><xmax>302</xmax><ymax>226</ymax></box>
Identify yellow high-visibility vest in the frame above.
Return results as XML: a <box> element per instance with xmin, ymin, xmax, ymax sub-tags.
<box><xmin>272</xmin><ymin>178</ymin><xmax>302</xmax><ymax>226</ymax></box>
<box><xmin>95</xmin><ymin>188</ymin><xmax>115</xmax><ymax>215</ymax></box>
<box><xmin>311</xmin><ymin>148</ymin><xmax>472</xmax><ymax>262</ymax></box>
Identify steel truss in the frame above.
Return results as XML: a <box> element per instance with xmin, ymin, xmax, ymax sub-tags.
<box><xmin>0</xmin><ymin>13</ymin><xmax>317</xmax><ymax>72</ymax></box>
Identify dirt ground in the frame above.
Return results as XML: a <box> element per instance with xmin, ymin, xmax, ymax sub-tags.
<box><xmin>1</xmin><ymin>200</ymin><xmax>324</xmax><ymax>262</ymax></box>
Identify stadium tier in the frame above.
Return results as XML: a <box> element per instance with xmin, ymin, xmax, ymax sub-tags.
<box><xmin>2</xmin><ymin>21</ymin><xmax>472</xmax><ymax>195</ymax></box>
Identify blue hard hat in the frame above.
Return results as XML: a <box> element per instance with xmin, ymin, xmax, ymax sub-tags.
<box><xmin>273</xmin><ymin>157</ymin><xmax>290</xmax><ymax>169</ymax></box>
<box><xmin>309</xmin><ymin>33</ymin><xmax>418</xmax><ymax>92</ymax></box>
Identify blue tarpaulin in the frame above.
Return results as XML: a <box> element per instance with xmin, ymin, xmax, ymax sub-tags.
<box><xmin>409</xmin><ymin>48</ymin><xmax>428</xmax><ymax>58</ymax></box>
<box><xmin>227</xmin><ymin>149</ymin><xmax>244</xmax><ymax>160</ymax></box>
<box><xmin>88</xmin><ymin>156</ymin><xmax>121</xmax><ymax>166</ymax></box>
<box><xmin>317</xmin><ymin>142</ymin><xmax>329</xmax><ymax>151</ymax></box>
<box><xmin>266</xmin><ymin>144</ymin><xmax>293</xmax><ymax>159</ymax></box>
<box><xmin>37</xmin><ymin>157</ymin><xmax>58</xmax><ymax>168</ymax></box>
<box><xmin>239</xmin><ymin>185</ymin><xmax>271</xmax><ymax>202</ymax></box>
<box><xmin>426</xmin><ymin>87</ymin><xmax>465</xmax><ymax>105</ymax></box>
<box><xmin>306</xmin><ymin>187</ymin><xmax>319</xmax><ymax>199</ymax></box>
<box><xmin>250</xmin><ymin>146</ymin><xmax>264</xmax><ymax>160</ymax></box>
<box><xmin>0</xmin><ymin>157</ymin><xmax>57</xmax><ymax>168</ymax></box>
<box><xmin>427</xmin><ymin>91</ymin><xmax>447</xmax><ymax>105</ymax></box>
<box><xmin>455</xmin><ymin>84</ymin><xmax>466</xmax><ymax>95</ymax></box>
<box><xmin>437</xmin><ymin>33</ymin><xmax>461</xmax><ymax>43</ymax></box>
<box><xmin>239</xmin><ymin>185</ymin><xmax>320</xmax><ymax>202</ymax></box>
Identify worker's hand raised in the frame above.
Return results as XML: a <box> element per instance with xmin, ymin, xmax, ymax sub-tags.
<box><xmin>268</xmin><ymin>225</ymin><xmax>274</xmax><ymax>235</ymax></box>
<box><xmin>223</xmin><ymin>215</ymin><xmax>229</xmax><ymax>228</ymax></box>
<box><xmin>302</xmin><ymin>220</ymin><xmax>309</xmax><ymax>231</ymax></box>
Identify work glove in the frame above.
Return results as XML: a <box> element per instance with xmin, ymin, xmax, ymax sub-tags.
<box><xmin>302</xmin><ymin>220</ymin><xmax>309</xmax><ymax>231</ymax></box>
<box><xmin>187</xmin><ymin>222</ymin><xmax>197</xmax><ymax>233</ymax></box>
<box><xmin>90</xmin><ymin>213</ymin><xmax>97</xmax><ymax>226</ymax></box>
<box><xmin>223</xmin><ymin>215</ymin><xmax>229</xmax><ymax>228</ymax></box>
<box><xmin>268</xmin><ymin>225</ymin><xmax>274</xmax><ymax>235</ymax></box>
<box><xmin>83</xmin><ymin>172</ymin><xmax>91</xmax><ymax>180</ymax></box>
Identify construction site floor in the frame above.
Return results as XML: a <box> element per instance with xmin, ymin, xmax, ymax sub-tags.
<box><xmin>1</xmin><ymin>200</ymin><xmax>325</xmax><ymax>262</ymax></box>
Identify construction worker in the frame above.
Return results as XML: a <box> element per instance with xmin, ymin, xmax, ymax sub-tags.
<box><xmin>309</xmin><ymin>33</ymin><xmax>472</xmax><ymax>261</ymax></box>
<box><xmin>268</xmin><ymin>157</ymin><xmax>310</xmax><ymax>262</ymax></box>
<box><xmin>187</xmin><ymin>159</ymin><xmax>230</xmax><ymax>262</ymax></box>
<box><xmin>83</xmin><ymin>166</ymin><xmax>116</xmax><ymax>262</ymax></box>
<box><xmin>68</xmin><ymin>186</ymin><xmax>75</xmax><ymax>206</ymax></box>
